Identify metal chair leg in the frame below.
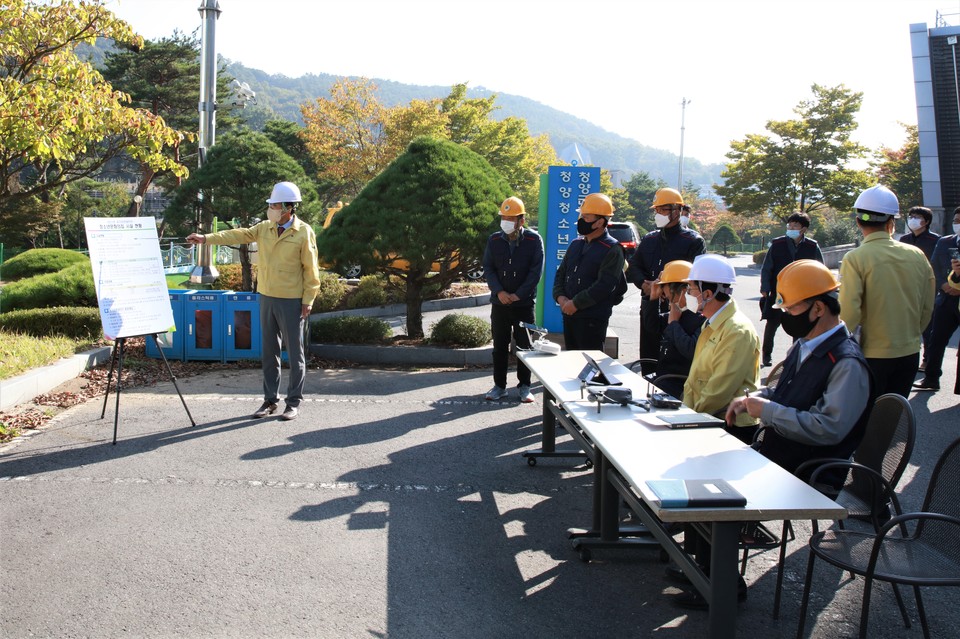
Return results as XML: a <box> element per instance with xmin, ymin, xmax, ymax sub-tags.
<box><xmin>773</xmin><ymin>520</ymin><xmax>790</xmax><ymax>619</ymax></box>
<box><xmin>796</xmin><ymin>550</ymin><xmax>818</xmax><ymax>639</ymax></box>
<box><xmin>891</xmin><ymin>583</ymin><xmax>911</xmax><ymax>629</ymax></box>
<box><xmin>859</xmin><ymin>574</ymin><xmax>876</xmax><ymax>639</ymax></box>
<box><xmin>914</xmin><ymin>585</ymin><xmax>929</xmax><ymax>639</ymax></box>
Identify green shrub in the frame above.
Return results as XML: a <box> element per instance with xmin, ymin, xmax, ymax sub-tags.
<box><xmin>753</xmin><ymin>250</ymin><xmax>767</xmax><ymax>265</ymax></box>
<box><xmin>429</xmin><ymin>313</ymin><xmax>491</xmax><ymax>348</ymax></box>
<box><xmin>314</xmin><ymin>271</ymin><xmax>347</xmax><ymax>311</ymax></box>
<box><xmin>310</xmin><ymin>316</ymin><xmax>391</xmax><ymax>344</ymax></box>
<box><xmin>0</xmin><ymin>306</ymin><xmax>103</xmax><ymax>339</ymax></box>
<box><xmin>0</xmin><ymin>248</ymin><xmax>88</xmax><ymax>281</ymax></box>
<box><xmin>211</xmin><ymin>263</ymin><xmax>257</xmax><ymax>291</ymax></box>
<box><xmin>0</xmin><ymin>261</ymin><xmax>97</xmax><ymax>313</ymax></box>
<box><xmin>347</xmin><ymin>274</ymin><xmax>389</xmax><ymax>308</ymax></box>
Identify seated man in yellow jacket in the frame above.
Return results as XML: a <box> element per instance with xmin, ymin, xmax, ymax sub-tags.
<box><xmin>682</xmin><ymin>254</ymin><xmax>761</xmax><ymax>443</ymax></box>
<box><xmin>669</xmin><ymin>253</ymin><xmax>761</xmax><ymax>610</ymax></box>
<box><xmin>187</xmin><ymin>181</ymin><xmax>321</xmax><ymax>421</ymax></box>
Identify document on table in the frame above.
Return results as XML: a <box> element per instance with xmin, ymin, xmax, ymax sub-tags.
<box><xmin>646</xmin><ymin>478</ymin><xmax>747</xmax><ymax>508</ymax></box>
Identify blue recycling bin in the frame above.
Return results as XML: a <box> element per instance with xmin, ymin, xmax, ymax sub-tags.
<box><xmin>145</xmin><ymin>290</ymin><xmax>189</xmax><ymax>361</ymax></box>
<box><xmin>184</xmin><ymin>291</ymin><xmax>226</xmax><ymax>361</ymax></box>
<box><xmin>223</xmin><ymin>292</ymin><xmax>261</xmax><ymax>362</ymax></box>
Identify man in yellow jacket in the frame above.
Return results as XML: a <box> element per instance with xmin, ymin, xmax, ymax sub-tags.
<box><xmin>187</xmin><ymin>181</ymin><xmax>321</xmax><ymax>421</ymax></box>
<box><xmin>839</xmin><ymin>185</ymin><xmax>935</xmax><ymax>398</ymax></box>
<box><xmin>682</xmin><ymin>254</ymin><xmax>761</xmax><ymax>443</ymax></box>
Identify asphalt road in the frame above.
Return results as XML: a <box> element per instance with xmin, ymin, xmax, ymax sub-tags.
<box><xmin>2</xmin><ymin>254</ymin><xmax>958</xmax><ymax>639</ymax></box>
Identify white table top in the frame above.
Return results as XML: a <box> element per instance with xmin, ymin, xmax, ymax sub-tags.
<box><xmin>519</xmin><ymin>350</ymin><xmax>648</xmax><ymax>402</ymax></box>
<box><xmin>520</xmin><ymin>350</ymin><xmax>847</xmax><ymax>523</ymax></box>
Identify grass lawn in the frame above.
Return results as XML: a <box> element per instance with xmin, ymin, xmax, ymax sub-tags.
<box><xmin>165</xmin><ymin>273</ymin><xmax>193</xmax><ymax>289</ymax></box>
<box><xmin>0</xmin><ymin>331</ymin><xmax>100</xmax><ymax>380</ymax></box>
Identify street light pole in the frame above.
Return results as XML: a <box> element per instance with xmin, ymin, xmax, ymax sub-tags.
<box><xmin>190</xmin><ymin>0</ymin><xmax>221</xmax><ymax>284</ymax></box>
<box><xmin>677</xmin><ymin>97</ymin><xmax>691</xmax><ymax>191</ymax></box>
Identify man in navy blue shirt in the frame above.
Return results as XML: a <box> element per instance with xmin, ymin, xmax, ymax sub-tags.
<box><xmin>759</xmin><ymin>212</ymin><xmax>823</xmax><ymax>367</ymax></box>
<box><xmin>553</xmin><ymin>193</ymin><xmax>626</xmax><ymax>352</ymax></box>
<box><xmin>626</xmin><ymin>188</ymin><xmax>705</xmax><ymax>374</ymax></box>
<box><xmin>914</xmin><ymin>205</ymin><xmax>960</xmax><ymax>392</ymax></box>
<box><xmin>899</xmin><ymin>206</ymin><xmax>940</xmax><ymax>260</ymax></box>
<box><xmin>482</xmin><ymin>197</ymin><xmax>544</xmax><ymax>402</ymax></box>
<box><xmin>900</xmin><ymin>206</ymin><xmax>940</xmax><ymax>370</ymax></box>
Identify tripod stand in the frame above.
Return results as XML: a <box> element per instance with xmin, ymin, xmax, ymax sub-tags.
<box><xmin>100</xmin><ymin>333</ymin><xmax>196</xmax><ymax>445</ymax></box>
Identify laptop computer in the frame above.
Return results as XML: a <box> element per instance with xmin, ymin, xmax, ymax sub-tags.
<box><xmin>577</xmin><ymin>353</ymin><xmax>622</xmax><ymax>386</ymax></box>
<box><xmin>655</xmin><ymin>412</ymin><xmax>725</xmax><ymax>429</ymax></box>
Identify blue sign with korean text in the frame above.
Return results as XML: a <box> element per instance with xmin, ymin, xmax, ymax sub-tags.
<box><xmin>539</xmin><ymin>165</ymin><xmax>601</xmax><ymax>333</ymax></box>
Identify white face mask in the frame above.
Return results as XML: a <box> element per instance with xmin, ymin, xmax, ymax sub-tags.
<box><xmin>267</xmin><ymin>207</ymin><xmax>283</xmax><ymax>224</ymax></box>
<box><xmin>679</xmin><ymin>215</ymin><xmax>690</xmax><ymax>227</ymax></box>
<box><xmin>500</xmin><ymin>219</ymin><xmax>516</xmax><ymax>234</ymax></box>
<box><xmin>907</xmin><ymin>217</ymin><xmax>924</xmax><ymax>231</ymax></box>
<box><xmin>655</xmin><ymin>213</ymin><xmax>671</xmax><ymax>228</ymax></box>
<box><xmin>684</xmin><ymin>293</ymin><xmax>700</xmax><ymax>312</ymax></box>
<box><xmin>953</xmin><ymin>223</ymin><xmax>960</xmax><ymax>235</ymax></box>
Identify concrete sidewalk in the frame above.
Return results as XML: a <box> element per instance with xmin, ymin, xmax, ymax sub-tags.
<box><xmin>3</xmin><ymin>359</ymin><xmax>960</xmax><ymax>638</ymax></box>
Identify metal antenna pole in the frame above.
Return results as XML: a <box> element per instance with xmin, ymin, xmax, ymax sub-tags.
<box><xmin>191</xmin><ymin>0</ymin><xmax>221</xmax><ymax>284</ymax></box>
<box><xmin>677</xmin><ymin>97</ymin><xmax>690</xmax><ymax>191</ymax></box>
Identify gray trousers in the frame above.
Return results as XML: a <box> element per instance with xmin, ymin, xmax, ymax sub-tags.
<box><xmin>260</xmin><ymin>295</ymin><xmax>306</xmax><ymax>407</ymax></box>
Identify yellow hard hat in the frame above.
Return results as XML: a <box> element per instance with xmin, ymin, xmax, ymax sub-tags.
<box><xmin>499</xmin><ymin>196</ymin><xmax>525</xmax><ymax>216</ymax></box>
<box><xmin>651</xmin><ymin>188</ymin><xmax>684</xmax><ymax>208</ymax></box>
<box><xmin>774</xmin><ymin>259</ymin><xmax>840</xmax><ymax>309</ymax></box>
<box><xmin>580</xmin><ymin>193</ymin><xmax>614</xmax><ymax>217</ymax></box>
<box><xmin>659</xmin><ymin>260</ymin><xmax>693</xmax><ymax>284</ymax></box>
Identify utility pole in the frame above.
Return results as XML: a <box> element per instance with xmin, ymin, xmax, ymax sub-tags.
<box><xmin>190</xmin><ymin>0</ymin><xmax>221</xmax><ymax>284</ymax></box>
<box><xmin>677</xmin><ymin>97</ymin><xmax>690</xmax><ymax>191</ymax></box>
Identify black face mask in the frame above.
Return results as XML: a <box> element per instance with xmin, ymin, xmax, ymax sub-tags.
<box><xmin>781</xmin><ymin>303</ymin><xmax>818</xmax><ymax>338</ymax></box>
<box><xmin>576</xmin><ymin>217</ymin><xmax>597</xmax><ymax>236</ymax></box>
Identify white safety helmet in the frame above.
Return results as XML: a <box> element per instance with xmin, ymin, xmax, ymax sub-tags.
<box><xmin>853</xmin><ymin>185</ymin><xmax>900</xmax><ymax>222</ymax></box>
<box><xmin>685</xmin><ymin>254</ymin><xmax>736</xmax><ymax>293</ymax></box>
<box><xmin>266</xmin><ymin>181</ymin><xmax>302</xmax><ymax>204</ymax></box>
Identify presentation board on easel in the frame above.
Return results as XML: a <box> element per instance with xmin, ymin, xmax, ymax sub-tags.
<box><xmin>84</xmin><ymin>217</ymin><xmax>175</xmax><ymax>340</ymax></box>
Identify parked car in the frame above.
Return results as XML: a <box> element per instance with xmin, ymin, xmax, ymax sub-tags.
<box><xmin>608</xmin><ymin>221</ymin><xmax>640</xmax><ymax>259</ymax></box>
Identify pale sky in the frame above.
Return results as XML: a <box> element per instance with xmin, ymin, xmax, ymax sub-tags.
<box><xmin>105</xmin><ymin>0</ymin><xmax>958</xmax><ymax>166</ymax></box>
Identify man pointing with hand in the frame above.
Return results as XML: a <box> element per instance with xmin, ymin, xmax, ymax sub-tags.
<box><xmin>186</xmin><ymin>181</ymin><xmax>321</xmax><ymax>421</ymax></box>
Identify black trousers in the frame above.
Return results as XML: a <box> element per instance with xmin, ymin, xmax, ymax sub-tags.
<box><xmin>923</xmin><ymin>294</ymin><xmax>960</xmax><ymax>383</ymax></box>
<box><xmin>490</xmin><ymin>303</ymin><xmax>534</xmax><ymax>388</ymax></box>
<box><xmin>866</xmin><ymin>352</ymin><xmax>921</xmax><ymax>398</ymax></box>
<box><xmin>639</xmin><ymin>297</ymin><xmax>661</xmax><ymax>374</ymax></box>
<box><xmin>562</xmin><ymin>315</ymin><xmax>609</xmax><ymax>352</ymax></box>
<box><xmin>762</xmin><ymin>308</ymin><xmax>783</xmax><ymax>363</ymax></box>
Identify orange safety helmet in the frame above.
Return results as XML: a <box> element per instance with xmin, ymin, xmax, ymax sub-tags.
<box><xmin>774</xmin><ymin>259</ymin><xmax>840</xmax><ymax>309</ymax></box>
<box><xmin>499</xmin><ymin>196</ymin><xmax>525</xmax><ymax>216</ymax></box>
<box><xmin>580</xmin><ymin>193</ymin><xmax>615</xmax><ymax>217</ymax></box>
<box><xmin>651</xmin><ymin>187</ymin><xmax>684</xmax><ymax>208</ymax></box>
<box><xmin>659</xmin><ymin>260</ymin><xmax>693</xmax><ymax>284</ymax></box>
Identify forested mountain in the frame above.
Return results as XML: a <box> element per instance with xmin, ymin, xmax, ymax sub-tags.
<box><xmin>225</xmin><ymin>62</ymin><xmax>725</xmax><ymax>187</ymax></box>
<box><xmin>79</xmin><ymin>38</ymin><xmax>724</xmax><ymax>187</ymax></box>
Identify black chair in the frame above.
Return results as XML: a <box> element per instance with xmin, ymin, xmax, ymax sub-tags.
<box><xmin>626</xmin><ymin>358</ymin><xmax>657</xmax><ymax>375</ymax></box>
<box><xmin>743</xmin><ymin>394</ymin><xmax>916</xmax><ymax>619</ymax></box>
<box><xmin>626</xmin><ymin>358</ymin><xmax>687</xmax><ymax>400</ymax></box>
<box><xmin>796</xmin><ymin>436</ymin><xmax>960</xmax><ymax>639</ymax></box>
<box><xmin>762</xmin><ymin>359</ymin><xmax>785</xmax><ymax>388</ymax></box>
<box><xmin>650</xmin><ymin>373</ymin><xmax>687</xmax><ymax>401</ymax></box>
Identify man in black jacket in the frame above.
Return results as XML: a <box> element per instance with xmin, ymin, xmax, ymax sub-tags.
<box><xmin>553</xmin><ymin>193</ymin><xmax>625</xmax><ymax>352</ymax></box>
<box><xmin>900</xmin><ymin>206</ymin><xmax>940</xmax><ymax>371</ymax></box>
<box><xmin>626</xmin><ymin>188</ymin><xmax>705</xmax><ymax>374</ymax></box>
<box><xmin>759</xmin><ymin>212</ymin><xmax>823</xmax><ymax>367</ymax></box>
<box><xmin>483</xmin><ymin>196</ymin><xmax>544</xmax><ymax>402</ymax></box>
<box><xmin>913</xmin><ymin>205</ymin><xmax>960</xmax><ymax>392</ymax></box>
